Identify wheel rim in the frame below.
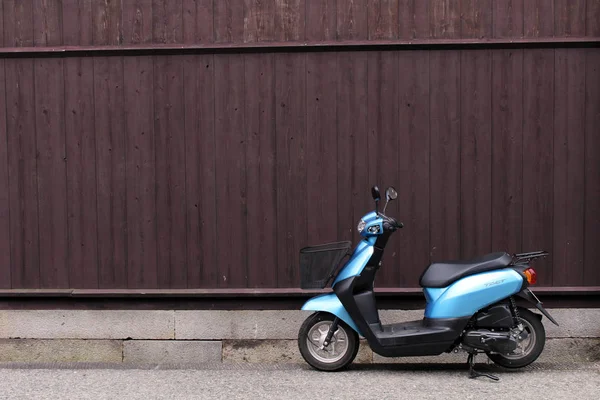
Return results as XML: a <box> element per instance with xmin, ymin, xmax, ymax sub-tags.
<box><xmin>306</xmin><ymin>321</ymin><xmax>350</xmax><ymax>364</ymax></box>
<box><xmin>503</xmin><ymin>317</ymin><xmax>537</xmax><ymax>359</ymax></box>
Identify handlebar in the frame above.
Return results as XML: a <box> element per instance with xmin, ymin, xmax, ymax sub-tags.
<box><xmin>378</xmin><ymin>213</ymin><xmax>404</xmax><ymax>232</ymax></box>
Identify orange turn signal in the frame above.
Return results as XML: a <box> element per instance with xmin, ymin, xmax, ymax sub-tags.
<box><xmin>524</xmin><ymin>268</ymin><xmax>537</xmax><ymax>285</ymax></box>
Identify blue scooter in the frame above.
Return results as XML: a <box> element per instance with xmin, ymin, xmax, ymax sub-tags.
<box><xmin>297</xmin><ymin>185</ymin><xmax>558</xmax><ymax>380</ymax></box>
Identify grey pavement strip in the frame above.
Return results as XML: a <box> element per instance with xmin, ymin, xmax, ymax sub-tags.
<box><xmin>0</xmin><ymin>360</ymin><xmax>598</xmax><ymax>371</ymax></box>
<box><xmin>0</xmin><ymin>363</ymin><xmax>598</xmax><ymax>400</ymax></box>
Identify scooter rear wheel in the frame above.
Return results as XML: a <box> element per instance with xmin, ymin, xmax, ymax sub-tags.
<box><xmin>298</xmin><ymin>312</ymin><xmax>359</xmax><ymax>371</ymax></box>
<box><xmin>487</xmin><ymin>307</ymin><xmax>546</xmax><ymax>368</ymax></box>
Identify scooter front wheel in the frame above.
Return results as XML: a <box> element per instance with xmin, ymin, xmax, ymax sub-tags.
<box><xmin>298</xmin><ymin>312</ymin><xmax>359</xmax><ymax>371</ymax></box>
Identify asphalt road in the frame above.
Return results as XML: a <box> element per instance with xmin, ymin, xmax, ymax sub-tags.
<box><xmin>0</xmin><ymin>362</ymin><xmax>598</xmax><ymax>400</ymax></box>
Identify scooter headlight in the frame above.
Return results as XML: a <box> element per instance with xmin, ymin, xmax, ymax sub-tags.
<box><xmin>357</xmin><ymin>219</ymin><xmax>366</xmax><ymax>232</ymax></box>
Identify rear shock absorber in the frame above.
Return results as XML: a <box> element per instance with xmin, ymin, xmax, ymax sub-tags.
<box><xmin>509</xmin><ymin>296</ymin><xmax>524</xmax><ymax>333</ymax></box>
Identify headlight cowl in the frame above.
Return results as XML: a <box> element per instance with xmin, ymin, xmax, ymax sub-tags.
<box><xmin>357</xmin><ymin>219</ymin><xmax>366</xmax><ymax>232</ymax></box>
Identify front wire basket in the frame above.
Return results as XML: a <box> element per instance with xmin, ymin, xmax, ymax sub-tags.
<box><xmin>299</xmin><ymin>241</ymin><xmax>352</xmax><ymax>289</ymax></box>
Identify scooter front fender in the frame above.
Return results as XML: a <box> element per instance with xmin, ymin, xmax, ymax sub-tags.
<box><xmin>301</xmin><ymin>293</ymin><xmax>361</xmax><ymax>335</ymax></box>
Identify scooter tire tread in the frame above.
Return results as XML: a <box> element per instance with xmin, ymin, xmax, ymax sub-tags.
<box><xmin>487</xmin><ymin>307</ymin><xmax>546</xmax><ymax>369</ymax></box>
<box><xmin>298</xmin><ymin>312</ymin><xmax>360</xmax><ymax>372</ymax></box>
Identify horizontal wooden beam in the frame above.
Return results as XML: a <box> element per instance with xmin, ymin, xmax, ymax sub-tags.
<box><xmin>0</xmin><ymin>286</ymin><xmax>598</xmax><ymax>298</ymax></box>
<box><xmin>1</xmin><ymin>287</ymin><xmax>598</xmax><ymax>310</ymax></box>
<box><xmin>0</xmin><ymin>37</ymin><xmax>598</xmax><ymax>56</ymax></box>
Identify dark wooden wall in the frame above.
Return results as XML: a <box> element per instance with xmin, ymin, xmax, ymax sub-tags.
<box><xmin>0</xmin><ymin>1</ymin><xmax>599</xmax><ymax>292</ymax></box>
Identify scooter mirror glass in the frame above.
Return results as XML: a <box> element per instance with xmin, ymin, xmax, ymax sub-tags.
<box><xmin>386</xmin><ymin>186</ymin><xmax>398</xmax><ymax>201</ymax></box>
<box><xmin>371</xmin><ymin>186</ymin><xmax>381</xmax><ymax>201</ymax></box>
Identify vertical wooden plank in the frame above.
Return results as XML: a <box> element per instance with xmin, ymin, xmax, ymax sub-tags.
<box><xmin>429</xmin><ymin>50</ymin><xmax>461</xmax><ymax>262</ymax></box>
<box><xmin>585</xmin><ymin>48</ymin><xmax>600</xmax><ymax>285</ymax></box>
<box><xmin>244</xmin><ymin>54</ymin><xmax>277</xmax><ymax>287</ymax></box>
<box><xmin>94</xmin><ymin>0</ymin><xmax>127</xmax><ymax>289</ymax></box>
<box><xmin>0</xmin><ymin>0</ymin><xmax>4</xmax><ymax>47</ymax></box>
<box><xmin>4</xmin><ymin>1</ymin><xmax>39</xmax><ymax>288</ymax></box>
<box><xmin>0</xmin><ymin>60</ymin><xmax>10</xmax><ymax>288</ymax></box>
<box><xmin>33</xmin><ymin>0</ymin><xmax>63</xmax><ymax>45</ymax></box>
<box><xmin>244</xmin><ymin>0</ymin><xmax>276</xmax><ymax>42</ymax></box>
<box><xmin>587</xmin><ymin>0</ymin><xmax>600</xmax><ymax>36</ymax></box>
<box><xmin>34</xmin><ymin>63</ymin><xmax>68</xmax><ymax>288</ymax></box>
<box><xmin>397</xmin><ymin>51</ymin><xmax>430</xmax><ymax>286</ymax></box>
<box><xmin>152</xmin><ymin>0</ymin><xmax>186</xmax><ymax>288</ymax></box>
<box><xmin>122</xmin><ymin>0</ymin><xmax>153</xmax><ymax>44</ymax></box>
<box><xmin>92</xmin><ymin>0</ymin><xmax>123</xmax><ymax>45</ymax></box>
<box><xmin>5</xmin><ymin>60</ymin><xmax>40</xmax><ymax>289</ymax></box>
<box><xmin>554</xmin><ymin>0</ymin><xmax>586</xmax><ymax>36</ymax></box>
<box><xmin>184</xmin><ymin>54</ymin><xmax>217</xmax><ymax>288</ymax></box>
<box><xmin>214</xmin><ymin>54</ymin><xmax>246</xmax><ymax>288</ymax></box>
<box><xmin>367</xmin><ymin>51</ymin><xmax>401</xmax><ymax>287</ymax></box>
<box><xmin>553</xmin><ymin>49</ymin><xmax>586</xmax><ymax>286</ymax></box>
<box><xmin>491</xmin><ymin>49</ymin><xmax>523</xmax><ymax>256</ymax></box>
<box><xmin>460</xmin><ymin>0</ymin><xmax>492</xmax><ymax>38</ymax></box>
<box><xmin>154</xmin><ymin>55</ymin><xmax>187</xmax><ymax>289</ymax></box>
<box><xmin>430</xmin><ymin>0</ymin><xmax>460</xmax><ymax>38</ymax></box>
<box><xmin>34</xmin><ymin>2</ymin><xmax>67</xmax><ymax>288</ymax></box>
<box><xmin>183</xmin><ymin>0</ymin><xmax>213</xmax><ymax>43</ymax></box>
<box><xmin>524</xmin><ymin>0</ymin><xmax>554</xmax><ymax>37</ymax></box>
<box><xmin>152</xmin><ymin>0</ymin><xmax>183</xmax><ymax>43</ymax></box>
<box><xmin>493</xmin><ymin>0</ymin><xmax>524</xmax><ymax>38</ymax></box>
<box><xmin>306</xmin><ymin>0</ymin><xmax>337</xmax><ymax>41</ymax></box>
<box><xmin>63</xmin><ymin>0</ymin><xmax>93</xmax><ymax>45</ymax></box>
<box><xmin>214</xmin><ymin>0</ymin><xmax>244</xmax><ymax>43</ymax></box>
<box><xmin>275</xmin><ymin>53</ymin><xmax>307</xmax><ymax>288</ymax></box>
<box><xmin>337</xmin><ymin>0</ymin><xmax>368</xmax><ymax>40</ymax></box>
<box><xmin>33</xmin><ymin>0</ymin><xmax>62</xmax><ymax>46</ymax></box>
<box><xmin>274</xmin><ymin>0</ymin><xmax>305</xmax><ymax>41</ymax></box>
<box><xmin>399</xmin><ymin>0</ymin><xmax>430</xmax><ymax>39</ymax></box>
<box><xmin>367</xmin><ymin>0</ymin><xmax>398</xmax><ymax>39</ymax></box>
<box><xmin>124</xmin><ymin>55</ymin><xmax>157</xmax><ymax>289</ymax></box>
<box><xmin>336</xmin><ymin>52</ymin><xmax>369</xmax><ymax>246</ymax></box>
<box><xmin>122</xmin><ymin>0</ymin><xmax>156</xmax><ymax>289</ymax></box>
<box><xmin>0</xmin><ymin>0</ymin><xmax>6</xmax><ymax>287</ymax></box>
<box><xmin>94</xmin><ymin>56</ymin><xmax>127</xmax><ymax>289</ymax></box>
<box><xmin>306</xmin><ymin>54</ymin><xmax>338</xmax><ymax>246</ymax></box>
<box><xmin>460</xmin><ymin>50</ymin><xmax>492</xmax><ymax>258</ymax></box>
<box><xmin>3</xmin><ymin>0</ymin><xmax>35</xmax><ymax>47</ymax></box>
<box><xmin>63</xmin><ymin>1</ymin><xmax>98</xmax><ymax>288</ymax></box>
<box><xmin>182</xmin><ymin>1</ymin><xmax>214</xmax><ymax>288</ymax></box>
<box><xmin>522</xmin><ymin>49</ymin><xmax>554</xmax><ymax>285</ymax></box>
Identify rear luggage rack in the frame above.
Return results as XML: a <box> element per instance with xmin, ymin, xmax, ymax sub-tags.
<box><xmin>511</xmin><ymin>251</ymin><xmax>549</xmax><ymax>264</ymax></box>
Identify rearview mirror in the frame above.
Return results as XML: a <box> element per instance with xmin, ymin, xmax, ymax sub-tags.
<box><xmin>386</xmin><ymin>187</ymin><xmax>398</xmax><ymax>201</ymax></box>
<box><xmin>371</xmin><ymin>186</ymin><xmax>381</xmax><ymax>202</ymax></box>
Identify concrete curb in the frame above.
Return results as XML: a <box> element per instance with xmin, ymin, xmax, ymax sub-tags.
<box><xmin>0</xmin><ymin>309</ymin><xmax>598</xmax><ymax>364</ymax></box>
<box><xmin>0</xmin><ymin>339</ymin><xmax>122</xmax><ymax>363</ymax></box>
<box><xmin>2</xmin><ymin>309</ymin><xmax>599</xmax><ymax>340</ymax></box>
<box><xmin>123</xmin><ymin>341</ymin><xmax>222</xmax><ymax>364</ymax></box>
<box><xmin>0</xmin><ymin>338</ymin><xmax>598</xmax><ymax>364</ymax></box>
<box><xmin>0</xmin><ymin>310</ymin><xmax>175</xmax><ymax>339</ymax></box>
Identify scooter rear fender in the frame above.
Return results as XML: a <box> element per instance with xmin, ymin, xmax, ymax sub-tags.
<box><xmin>301</xmin><ymin>293</ymin><xmax>361</xmax><ymax>335</ymax></box>
<box><xmin>516</xmin><ymin>288</ymin><xmax>559</xmax><ymax>326</ymax></box>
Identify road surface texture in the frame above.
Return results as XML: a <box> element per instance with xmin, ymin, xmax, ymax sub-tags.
<box><xmin>0</xmin><ymin>361</ymin><xmax>598</xmax><ymax>399</ymax></box>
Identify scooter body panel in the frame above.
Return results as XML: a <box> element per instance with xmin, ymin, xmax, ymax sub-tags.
<box><xmin>301</xmin><ymin>293</ymin><xmax>361</xmax><ymax>334</ymax></box>
<box><xmin>331</xmin><ymin>239</ymin><xmax>374</xmax><ymax>285</ymax></box>
<box><xmin>424</xmin><ymin>268</ymin><xmax>523</xmax><ymax>319</ymax></box>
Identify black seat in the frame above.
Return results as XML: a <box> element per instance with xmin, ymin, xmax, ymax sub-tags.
<box><xmin>419</xmin><ymin>252</ymin><xmax>513</xmax><ymax>288</ymax></box>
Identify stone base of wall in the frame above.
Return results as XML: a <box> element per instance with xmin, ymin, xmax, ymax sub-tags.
<box><xmin>1</xmin><ymin>309</ymin><xmax>598</xmax><ymax>365</ymax></box>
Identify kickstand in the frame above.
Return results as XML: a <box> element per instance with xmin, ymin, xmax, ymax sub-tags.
<box><xmin>467</xmin><ymin>353</ymin><xmax>499</xmax><ymax>381</ymax></box>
